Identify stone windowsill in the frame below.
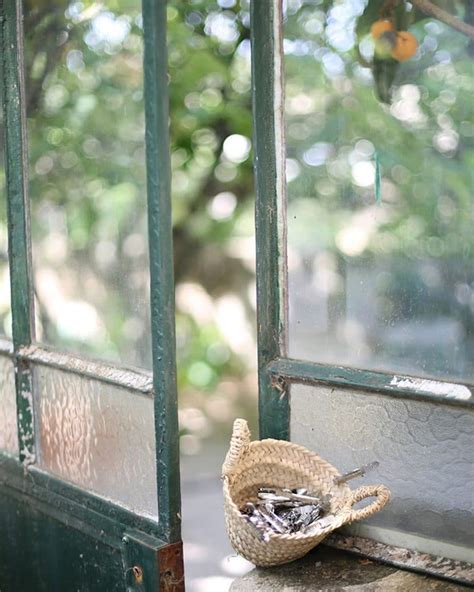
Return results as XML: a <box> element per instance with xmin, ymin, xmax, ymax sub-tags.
<box><xmin>230</xmin><ymin>546</ymin><xmax>471</xmax><ymax>591</ymax></box>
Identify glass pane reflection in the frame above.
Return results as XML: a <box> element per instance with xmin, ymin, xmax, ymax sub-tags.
<box><xmin>0</xmin><ymin>93</ymin><xmax>11</xmax><ymax>337</ymax></box>
<box><xmin>285</xmin><ymin>1</ymin><xmax>474</xmax><ymax>382</ymax></box>
<box><xmin>24</xmin><ymin>0</ymin><xmax>151</xmax><ymax>369</ymax></box>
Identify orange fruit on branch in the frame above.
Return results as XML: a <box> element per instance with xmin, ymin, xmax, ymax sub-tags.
<box><xmin>371</xmin><ymin>20</ymin><xmax>397</xmax><ymax>58</ymax></box>
<box><xmin>371</xmin><ymin>20</ymin><xmax>395</xmax><ymax>39</ymax></box>
<box><xmin>391</xmin><ymin>31</ymin><xmax>418</xmax><ymax>61</ymax></box>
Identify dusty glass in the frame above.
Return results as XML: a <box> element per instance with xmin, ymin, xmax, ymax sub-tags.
<box><xmin>0</xmin><ymin>93</ymin><xmax>15</xmax><ymax>455</ymax></box>
<box><xmin>285</xmin><ymin>1</ymin><xmax>474</xmax><ymax>382</ymax></box>
<box><xmin>0</xmin><ymin>353</ymin><xmax>18</xmax><ymax>456</ymax></box>
<box><xmin>24</xmin><ymin>0</ymin><xmax>151</xmax><ymax>369</ymax></box>
<box><xmin>291</xmin><ymin>383</ymin><xmax>474</xmax><ymax>557</ymax></box>
<box><xmin>35</xmin><ymin>364</ymin><xmax>158</xmax><ymax>518</ymax></box>
<box><xmin>0</xmin><ymin>99</ymin><xmax>11</xmax><ymax>338</ymax></box>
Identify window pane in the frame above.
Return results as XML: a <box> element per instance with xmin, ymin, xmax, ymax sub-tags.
<box><xmin>0</xmin><ymin>94</ymin><xmax>11</xmax><ymax>338</ymax></box>
<box><xmin>291</xmin><ymin>384</ymin><xmax>474</xmax><ymax>558</ymax></box>
<box><xmin>24</xmin><ymin>1</ymin><xmax>151</xmax><ymax>369</ymax></box>
<box><xmin>35</xmin><ymin>364</ymin><xmax>158</xmax><ymax>519</ymax></box>
<box><xmin>0</xmin><ymin>353</ymin><xmax>18</xmax><ymax>456</ymax></box>
<box><xmin>285</xmin><ymin>2</ymin><xmax>474</xmax><ymax>382</ymax></box>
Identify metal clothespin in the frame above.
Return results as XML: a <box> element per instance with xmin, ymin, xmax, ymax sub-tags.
<box><xmin>334</xmin><ymin>461</ymin><xmax>379</xmax><ymax>485</ymax></box>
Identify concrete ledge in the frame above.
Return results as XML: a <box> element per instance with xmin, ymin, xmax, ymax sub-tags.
<box><xmin>230</xmin><ymin>547</ymin><xmax>471</xmax><ymax>591</ymax></box>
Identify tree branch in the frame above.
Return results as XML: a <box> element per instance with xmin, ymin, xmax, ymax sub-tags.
<box><xmin>410</xmin><ymin>0</ymin><xmax>474</xmax><ymax>40</ymax></box>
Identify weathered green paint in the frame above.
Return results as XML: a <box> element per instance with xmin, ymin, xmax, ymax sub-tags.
<box><xmin>0</xmin><ymin>479</ymin><xmax>176</xmax><ymax>591</ymax></box>
<box><xmin>142</xmin><ymin>0</ymin><xmax>181</xmax><ymax>544</ymax></box>
<box><xmin>1</xmin><ymin>0</ymin><xmax>35</xmax><ymax>465</ymax></box>
<box><xmin>13</xmin><ymin>360</ymin><xmax>35</xmax><ymax>464</ymax></box>
<box><xmin>0</xmin><ymin>0</ymin><xmax>33</xmax><ymax>347</ymax></box>
<box><xmin>0</xmin><ymin>455</ymin><xmax>176</xmax><ymax>590</ymax></box>
<box><xmin>0</xmin><ymin>454</ymin><xmax>163</xmax><ymax>541</ymax></box>
<box><xmin>251</xmin><ymin>2</ymin><xmax>472</xmax><ymax>585</ymax></box>
<box><xmin>1</xmin><ymin>0</ymin><xmax>183</xmax><ymax>584</ymax></box>
<box><xmin>0</xmin><ymin>488</ymin><xmax>125</xmax><ymax>592</ymax></box>
<box><xmin>266</xmin><ymin>358</ymin><xmax>473</xmax><ymax>409</ymax></box>
<box><xmin>251</xmin><ymin>0</ymin><xmax>289</xmax><ymax>441</ymax></box>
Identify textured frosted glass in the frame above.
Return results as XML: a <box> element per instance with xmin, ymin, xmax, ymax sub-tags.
<box><xmin>291</xmin><ymin>384</ymin><xmax>474</xmax><ymax>552</ymax></box>
<box><xmin>285</xmin><ymin>2</ymin><xmax>474</xmax><ymax>382</ymax></box>
<box><xmin>36</xmin><ymin>365</ymin><xmax>158</xmax><ymax>519</ymax></box>
<box><xmin>0</xmin><ymin>356</ymin><xmax>18</xmax><ymax>455</ymax></box>
<box><xmin>0</xmin><ymin>100</ymin><xmax>11</xmax><ymax>337</ymax></box>
<box><xmin>24</xmin><ymin>0</ymin><xmax>151</xmax><ymax>369</ymax></box>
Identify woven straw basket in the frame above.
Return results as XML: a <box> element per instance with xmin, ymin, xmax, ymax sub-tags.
<box><xmin>222</xmin><ymin>419</ymin><xmax>391</xmax><ymax>567</ymax></box>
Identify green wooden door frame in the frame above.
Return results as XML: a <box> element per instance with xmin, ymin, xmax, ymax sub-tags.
<box><xmin>251</xmin><ymin>0</ymin><xmax>289</xmax><ymax>441</ymax></box>
<box><xmin>142</xmin><ymin>0</ymin><xmax>181</xmax><ymax>547</ymax></box>
<box><xmin>1</xmin><ymin>0</ymin><xmax>36</xmax><ymax>467</ymax></box>
<box><xmin>0</xmin><ymin>0</ymin><xmax>183</xmax><ymax>589</ymax></box>
<box><xmin>250</xmin><ymin>0</ymin><xmax>473</xmax><ymax>584</ymax></box>
<box><xmin>250</xmin><ymin>0</ymin><xmax>474</xmax><ymax>438</ymax></box>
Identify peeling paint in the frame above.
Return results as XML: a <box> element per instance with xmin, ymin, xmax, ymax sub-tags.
<box><xmin>20</xmin><ymin>446</ymin><xmax>35</xmax><ymax>466</ymax></box>
<box><xmin>390</xmin><ymin>376</ymin><xmax>471</xmax><ymax>401</ymax></box>
<box><xmin>268</xmin><ymin>358</ymin><xmax>473</xmax><ymax>409</ymax></box>
<box><xmin>18</xmin><ymin>345</ymin><xmax>153</xmax><ymax>395</ymax></box>
<box><xmin>15</xmin><ymin>363</ymin><xmax>36</xmax><ymax>465</ymax></box>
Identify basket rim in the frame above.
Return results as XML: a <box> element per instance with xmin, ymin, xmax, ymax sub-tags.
<box><xmin>239</xmin><ymin>438</ymin><xmax>342</xmax><ymax>473</ymax></box>
<box><xmin>226</xmin><ymin>437</ymin><xmax>349</xmax><ymax>487</ymax></box>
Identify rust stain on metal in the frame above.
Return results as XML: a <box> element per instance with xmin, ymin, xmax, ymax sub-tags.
<box><xmin>132</xmin><ymin>565</ymin><xmax>143</xmax><ymax>584</ymax></box>
<box><xmin>158</xmin><ymin>541</ymin><xmax>184</xmax><ymax>592</ymax></box>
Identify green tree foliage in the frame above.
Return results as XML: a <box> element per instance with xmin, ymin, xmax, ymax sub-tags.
<box><xmin>285</xmin><ymin>0</ymin><xmax>473</xmax><ymax>378</ymax></box>
<box><xmin>0</xmin><ymin>0</ymin><xmax>472</xmax><ymax>389</ymax></box>
<box><xmin>6</xmin><ymin>1</ymin><xmax>255</xmax><ymax>385</ymax></box>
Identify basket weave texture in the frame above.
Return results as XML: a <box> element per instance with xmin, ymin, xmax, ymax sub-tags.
<box><xmin>222</xmin><ymin>419</ymin><xmax>391</xmax><ymax>567</ymax></box>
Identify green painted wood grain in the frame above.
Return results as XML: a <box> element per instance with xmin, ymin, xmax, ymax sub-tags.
<box><xmin>1</xmin><ymin>0</ymin><xmax>35</xmax><ymax>464</ymax></box>
<box><xmin>142</xmin><ymin>0</ymin><xmax>182</xmax><ymax>544</ymax></box>
<box><xmin>251</xmin><ymin>0</ymin><xmax>290</xmax><ymax>441</ymax></box>
<box><xmin>267</xmin><ymin>357</ymin><xmax>473</xmax><ymax>409</ymax></box>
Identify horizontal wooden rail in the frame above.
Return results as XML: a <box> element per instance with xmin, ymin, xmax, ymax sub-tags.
<box><xmin>267</xmin><ymin>357</ymin><xmax>474</xmax><ymax>408</ymax></box>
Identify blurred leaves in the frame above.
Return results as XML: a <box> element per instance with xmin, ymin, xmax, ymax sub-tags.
<box><xmin>0</xmin><ymin>0</ymin><xmax>471</xmax><ymax>388</ymax></box>
<box><xmin>284</xmin><ymin>0</ymin><xmax>473</xmax><ymax>377</ymax></box>
<box><xmin>1</xmin><ymin>0</ymin><xmax>255</xmax><ymax>376</ymax></box>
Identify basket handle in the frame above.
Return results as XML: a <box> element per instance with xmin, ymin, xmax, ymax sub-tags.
<box><xmin>344</xmin><ymin>485</ymin><xmax>391</xmax><ymax>524</ymax></box>
<box><xmin>222</xmin><ymin>418</ymin><xmax>251</xmax><ymax>479</ymax></box>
